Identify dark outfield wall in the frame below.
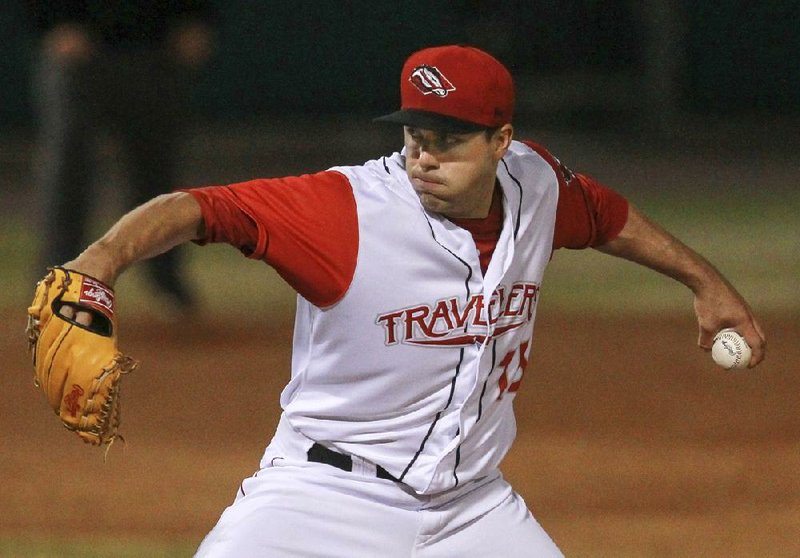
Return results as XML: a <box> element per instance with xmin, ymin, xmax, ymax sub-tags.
<box><xmin>1</xmin><ymin>2</ymin><xmax>798</xmax><ymax>127</ymax></box>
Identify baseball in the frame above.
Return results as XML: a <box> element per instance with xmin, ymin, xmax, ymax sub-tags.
<box><xmin>711</xmin><ymin>329</ymin><xmax>752</xmax><ymax>370</ymax></box>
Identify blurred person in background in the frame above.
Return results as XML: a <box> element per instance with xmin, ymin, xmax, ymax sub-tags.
<box><xmin>27</xmin><ymin>0</ymin><xmax>217</xmax><ymax>311</ymax></box>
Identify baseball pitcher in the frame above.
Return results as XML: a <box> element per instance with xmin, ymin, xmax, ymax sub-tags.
<box><xmin>27</xmin><ymin>45</ymin><xmax>765</xmax><ymax>557</ymax></box>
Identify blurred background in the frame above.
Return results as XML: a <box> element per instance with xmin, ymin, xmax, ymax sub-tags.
<box><xmin>1</xmin><ymin>2</ymin><xmax>799</xmax><ymax>557</ymax></box>
<box><xmin>3</xmin><ymin>2</ymin><xmax>799</xmax><ymax>125</ymax></box>
<box><xmin>1</xmin><ymin>1</ymin><xmax>798</xmax><ymax>310</ymax></box>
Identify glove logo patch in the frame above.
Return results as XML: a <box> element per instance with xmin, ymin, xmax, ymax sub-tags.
<box><xmin>79</xmin><ymin>278</ymin><xmax>115</xmax><ymax>319</ymax></box>
<box><xmin>63</xmin><ymin>384</ymin><xmax>85</xmax><ymax>417</ymax></box>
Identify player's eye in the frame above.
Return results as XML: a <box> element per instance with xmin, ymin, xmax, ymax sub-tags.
<box><xmin>431</xmin><ymin>134</ymin><xmax>461</xmax><ymax>151</ymax></box>
<box><xmin>406</xmin><ymin>130</ymin><xmax>422</xmax><ymax>144</ymax></box>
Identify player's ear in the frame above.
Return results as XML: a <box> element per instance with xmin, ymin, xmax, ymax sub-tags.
<box><xmin>491</xmin><ymin>124</ymin><xmax>514</xmax><ymax>159</ymax></box>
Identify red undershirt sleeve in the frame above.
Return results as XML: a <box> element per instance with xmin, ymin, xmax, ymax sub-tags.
<box><xmin>521</xmin><ymin>140</ymin><xmax>629</xmax><ymax>250</ymax></box>
<box><xmin>553</xmin><ymin>172</ymin><xmax>629</xmax><ymax>249</ymax></box>
<box><xmin>180</xmin><ymin>170</ymin><xmax>358</xmax><ymax>307</ymax></box>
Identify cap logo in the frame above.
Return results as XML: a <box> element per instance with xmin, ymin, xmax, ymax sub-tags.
<box><xmin>409</xmin><ymin>65</ymin><xmax>455</xmax><ymax>97</ymax></box>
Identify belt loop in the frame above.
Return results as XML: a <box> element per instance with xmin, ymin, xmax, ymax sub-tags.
<box><xmin>351</xmin><ymin>455</ymin><xmax>378</xmax><ymax>477</ymax></box>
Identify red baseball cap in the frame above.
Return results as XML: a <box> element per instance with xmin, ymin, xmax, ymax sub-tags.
<box><xmin>375</xmin><ymin>44</ymin><xmax>514</xmax><ymax>132</ymax></box>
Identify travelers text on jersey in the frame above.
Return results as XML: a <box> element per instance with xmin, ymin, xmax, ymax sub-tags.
<box><xmin>376</xmin><ymin>282</ymin><xmax>540</xmax><ymax>346</ymax></box>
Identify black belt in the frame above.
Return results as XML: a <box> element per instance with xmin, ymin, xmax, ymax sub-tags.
<box><xmin>307</xmin><ymin>442</ymin><xmax>398</xmax><ymax>481</ymax></box>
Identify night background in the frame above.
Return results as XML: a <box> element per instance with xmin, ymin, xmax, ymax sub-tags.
<box><xmin>2</xmin><ymin>2</ymin><xmax>798</xmax><ymax>127</ymax></box>
<box><xmin>1</xmin><ymin>3</ymin><xmax>799</xmax><ymax>557</ymax></box>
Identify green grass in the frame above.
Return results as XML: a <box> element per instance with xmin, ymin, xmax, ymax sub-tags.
<box><xmin>0</xmin><ymin>536</ymin><xmax>198</xmax><ymax>558</ymax></box>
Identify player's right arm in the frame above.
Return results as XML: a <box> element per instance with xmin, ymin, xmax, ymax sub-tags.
<box><xmin>527</xmin><ymin>139</ymin><xmax>765</xmax><ymax>367</ymax></box>
<box><xmin>595</xmin><ymin>204</ymin><xmax>766</xmax><ymax>366</ymax></box>
<box><xmin>64</xmin><ymin>192</ymin><xmax>204</xmax><ymax>286</ymax></box>
<box><xmin>545</xmin><ymin>166</ymin><xmax>765</xmax><ymax>368</ymax></box>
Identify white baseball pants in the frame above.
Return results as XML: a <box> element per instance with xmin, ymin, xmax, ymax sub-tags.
<box><xmin>194</xmin><ymin>418</ymin><xmax>563</xmax><ymax>557</ymax></box>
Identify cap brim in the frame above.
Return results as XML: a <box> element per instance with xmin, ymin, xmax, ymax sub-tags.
<box><xmin>373</xmin><ymin>109</ymin><xmax>488</xmax><ymax>133</ymax></box>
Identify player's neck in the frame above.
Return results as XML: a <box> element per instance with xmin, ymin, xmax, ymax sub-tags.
<box><xmin>464</xmin><ymin>181</ymin><xmax>501</xmax><ymax>220</ymax></box>
<box><xmin>451</xmin><ymin>183</ymin><xmax>502</xmax><ymax>224</ymax></box>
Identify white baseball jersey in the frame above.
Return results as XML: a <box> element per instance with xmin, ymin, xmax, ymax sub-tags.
<box><xmin>280</xmin><ymin>140</ymin><xmax>557</xmax><ymax>494</ymax></box>
<box><xmin>189</xmin><ymin>137</ymin><xmax>627</xmax><ymax>557</ymax></box>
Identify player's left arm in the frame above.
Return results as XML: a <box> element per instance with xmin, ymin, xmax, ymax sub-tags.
<box><xmin>65</xmin><ymin>192</ymin><xmax>204</xmax><ymax>286</ymax></box>
<box><xmin>595</xmin><ymin>204</ymin><xmax>766</xmax><ymax>367</ymax></box>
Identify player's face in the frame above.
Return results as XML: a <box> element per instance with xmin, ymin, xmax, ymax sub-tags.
<box><xmin>404</xmin><ymin>125</ymin><xmax>513</xmax><ymax>219</ymax></box>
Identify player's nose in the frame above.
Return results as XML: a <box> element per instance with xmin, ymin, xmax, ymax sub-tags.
<box><xmin>417</xmin><ymin>148</ymin><xmax>439</xmax><ymax>170</ymax></box>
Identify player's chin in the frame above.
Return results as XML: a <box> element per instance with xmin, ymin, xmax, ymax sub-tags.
<box><xmin>417</xmin><ymin>192</ymin><xmax>451</xmax><ymax>214</ymax></box>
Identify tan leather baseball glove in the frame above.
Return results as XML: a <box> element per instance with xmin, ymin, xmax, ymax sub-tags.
<box><xmin>26</xmin><ymin>267</ymin><xmax>138</xmax><ymax>446</ymax></box>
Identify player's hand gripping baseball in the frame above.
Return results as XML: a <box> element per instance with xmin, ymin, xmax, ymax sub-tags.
<box><xmin>692</xmin><ymin>281</ymin><xmax>766</xmax><ymax>368</ymax></box>
<box><xmin>597</xmin><ymin>204</ymin><xmax>766</xmax><ymax>368</ymax></box>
